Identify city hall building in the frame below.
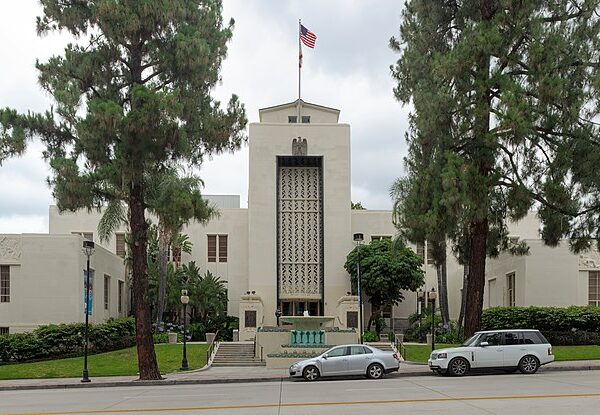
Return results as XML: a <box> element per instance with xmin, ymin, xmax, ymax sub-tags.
<box><xmin>1</xmin><ymin>99</ymin><xmax>599</xmax><ymax>336</ymax></box>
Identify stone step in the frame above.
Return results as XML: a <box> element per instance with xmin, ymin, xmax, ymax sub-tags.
<box><xmin>212</xmin><ymin>362</ymin><xmax>266</xmax><ymax>367</ymax></box>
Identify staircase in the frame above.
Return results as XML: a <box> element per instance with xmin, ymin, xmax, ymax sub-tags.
<box><xmin>366</xmin><ymin>342</ymin><xmax>396</xmax><ymax>352</ymax></box>
<box><xmin>211</xmin><ymin>342</ymin><xmax>266</xmax><ymax>367</ymax></box>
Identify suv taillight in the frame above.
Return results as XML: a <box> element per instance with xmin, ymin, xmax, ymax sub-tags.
<box><xmin>393</xmin><ymin>353</ymin><xmax>399</xmax><ymax>361</ymax></box>
<box><xmin>548</xmin><ymin>347</ymin><xmax>553</xmax><ymax>356</ymax></box>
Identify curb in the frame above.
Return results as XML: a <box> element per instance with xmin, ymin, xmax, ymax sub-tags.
<box><xmin>1</xmin><ymin>364</ymin><xmax>598</xmax><ymax>392</ymax></box>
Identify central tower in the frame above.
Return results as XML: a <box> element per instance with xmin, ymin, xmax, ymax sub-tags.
<box><xmin>246</xmin><ymin>99</ymin><xmax>352</xmax><ymax>327</ymax></box>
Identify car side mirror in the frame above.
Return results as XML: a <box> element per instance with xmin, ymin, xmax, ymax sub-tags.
<box><xmin>322</xmin><ymin>354</ymin><xmax>328</xmax><ymax>359</ymax></box>
<box><xmin>480</xmin><ymin>341</ymin><xmax>489</xmax><ymax>347</ymax></box>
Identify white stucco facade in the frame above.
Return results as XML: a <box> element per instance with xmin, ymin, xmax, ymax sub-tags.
<box><xmin>2</xmin><ymin>99</ymin><xmax>599</xmax><ymax>336</ymax></box>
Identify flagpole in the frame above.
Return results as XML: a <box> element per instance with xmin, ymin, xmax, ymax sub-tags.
<box><xmin>298</xmin><ymin>18</ymin><xmax>301</xmax><ymax>122</ymax></box>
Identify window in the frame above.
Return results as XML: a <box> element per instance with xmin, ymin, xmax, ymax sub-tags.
<box><xmin>172</xmin><ymin>246</ymin><xmax>181</xmax><ymax>263</ymax></box>
<box><xmin>350</xmin><ymin>346</ymin><xmax>366</xmax><ymax>355</ymax></box>
<box><xmin>488</xmin><ymin>278</ymin><xmax>496</xmax><ymax>307</ymax></box>
<box><xmin>208</xmin><ymin>235</ymin><xmax>228</xmax><ymax>263</ymax></box>
<box><xmin>207</xmin><ymin>235</ymin><xmax>217</xmax><ymax>262</ymax></box>
<box><xmin>72</xmin><ymin>232</ymin><xmax>93</xmax><ymax>241</ymax></box>
<box><xmin>479</xmin><ymin>332</ymin><xmax>501</xmax><ymax>346</ymax></box>
<box><xmin>503</xmin><ymin>332</ymin><xmax>522</xmax><ymax>345</ymax></box>
<box><xmin>218</xmin><ymin>235</ymin><xmax>228</xmax><ymax>262</ymax></box>
<box><xmin>104</xmin><ymin>275</ymin><xmax>110</xmax><ymax>310</ymax></box>
<box><xmin>506</xmin><ymin>273</ymin><xmax>516</xmax><ymax>307</ymax></box>
<box><xmin>426</xmin><ymin>241</ymin><xmax>435</xmax><ymax>265</ymax></box>
<box><xmin>244</xmin><ymin>310</ymin><xmax>257</xmax><ymax>328</ymax></box>
<box><xmin>288</xmin><ymin>115</ymin><xmax>298</xmax><ymax>123</ymax></box>
<box><xmin>523</xmin><ymin>332</ymin><xmax>544</xmax><ymax>345</ymax></box>
<box><xmin>347</xmin><ymin>311</ymin><xmax>358</xmax><ymax>328</ymax></box>
<box><xmin>301</xmin><ymin>116</ymin><xmax>310</xmax><ymax>124</ymax></box>
<box><xmin>589</xmin><ymin>271</ymin><xmax>600</xmax><ymax>306</ymax></box>
<box><xmin>416</xmin><ymin>241</ymin><xmax>425</xmax><ymax>259</ymax></box>
<box><xmin>0</xmin><ymin>266</ymin><xmax>9</xmax><ymax>303</ymax></box>
<box><xmin>327</xmin><ymin>347</ymin><xmax>349</xmax><ymax>357</ymax></box>
<box><xmin>118</xmin><ymin>281</ymin><xmax>124</xmax><ymax>314</ymax></box>
<box><xmin>382</xmin><ymin>304</ymin><xmax>392</xmax><ymax>319</ymax></box>
<box><xmin>0</xmin><ymin>327</ymin><xmax>8</xmax><ymax>335</ymax></box>
<box><xmin>115</xmin><ymin>233</ymin><xmax>126</xmax><ymax>258</ymax></box>
<box><xmin>371</xmin><ymin>235</ymin><xmax>392</xmax><ymax>241</ymax></box>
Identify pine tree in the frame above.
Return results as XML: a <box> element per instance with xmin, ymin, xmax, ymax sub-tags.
<box><xmin>392</xmin><ymin>0</ymin><xmax>600</xmax><ymax>336</ymax></box>
<box><xmin>0</xmin><ymin>1</ymin><xmax>246</xmax><ymax>379</ymax></box>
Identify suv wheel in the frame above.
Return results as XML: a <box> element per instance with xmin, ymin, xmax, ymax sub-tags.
<box><xmin>367</xmin><ymin>363</ymin><xmax>384</xmax><ymax>379</ymax></box>
<box><xmin>448</xmin><ymin>357</ymin><xmax>470</xmax><ymax>377</ymax></box>
<box><xmin>302</xmin><ymin>365</ymin><xmax>320</xmax><ymax>381</ymax></box>
<box><xmin>518</xmin><ymin>355</ymin><xmax>539</xmax><ymax>374</ymax></box>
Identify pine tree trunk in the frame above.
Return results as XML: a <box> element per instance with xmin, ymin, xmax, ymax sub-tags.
<box><xmin>130</xmin><ymin>176</ymin><xmax>162</xmax><ymax>380</ymax></box>
<box><xmin>156</xmin><ymin>221</ymin><xmax>170</xmax><ymax>325</ymax></box>
<box><xmin>464</xmin><ymin>219</ymin><xmax>488</xmax><ymax>337</ymax></box>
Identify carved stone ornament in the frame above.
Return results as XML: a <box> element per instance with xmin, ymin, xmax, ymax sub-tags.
<box><xmin>292</xmin><ymin>137</ymin><xmax>307</xmax><ymax>156</ymax></box>
<box><xmin>0</xmin><ymin>236</ymin><xmax>21</xmax><ymax>261</ymax></box>
<box><xmin>579</xmin><ymin>252</ymin><xmax>600</xmax><ymax>270</ymax></box>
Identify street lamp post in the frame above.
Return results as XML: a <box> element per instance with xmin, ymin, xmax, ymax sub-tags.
<box><xmin>82</xmin><ymin>240</ymin><xmax>95</xmax><ymax>383</ymax></box>
<box><xmin>180</xmin><ymin>289</ymin><xmax>190</xmax><ymax>370</ymax></box>
<box><xmin>417</xmin><ymin>289</ymin><xmax>424</xmax><ymax>342</ymax></box>
<box><xmin>428</xmin><ymin>288</ymin><xmax>437</xmax><ymax>352</ymax></box>
<box><xmin>275</xmin><ymin>308</ymin><xmax>282</xmax><ymax>326</ymax></box>
<box><xmin>353</xmin><ymin>233</ymin><xmax>364</xmax><ymax>344</ymax></box>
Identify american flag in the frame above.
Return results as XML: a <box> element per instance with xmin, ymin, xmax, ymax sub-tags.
<box><xmin>300</xmin><ymin>24</ymin><xmax>317</xmax><ymax>48</ymax></box>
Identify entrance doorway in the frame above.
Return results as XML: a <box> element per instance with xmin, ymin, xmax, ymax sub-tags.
<box><xmin>280</xmin><ymin>300</ymin><xmax>322</xmax><ymax>317</ymax></box>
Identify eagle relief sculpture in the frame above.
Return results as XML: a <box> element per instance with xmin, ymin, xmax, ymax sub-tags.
<box><xmin>292</xmin><ymin>137</ymin><xmax>307</xmax><ymax>156</ymax></box>
<box><xmin>0</xmin><ymin>236</ymin><xmax>21</xmax><ymax>260</ymax></box>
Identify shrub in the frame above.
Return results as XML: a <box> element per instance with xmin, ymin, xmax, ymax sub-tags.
<box><xmin>0</xmin><ymin>318</ymin><xmax>136</xmax><ymax>364</ymax></box>
<box><xmin>363</xmin><ymin>330</ymin><xmax>378</xmax><ymax>342</ymax></box>
<box><xmin>481</xmin><ymin>306</ymin><xmax>600</xmax><ymax>332</ymax></box>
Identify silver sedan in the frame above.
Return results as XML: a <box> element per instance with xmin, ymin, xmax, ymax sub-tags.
<box><xmin>289</xmin><ymin>344</ymin><xmax>400</xmax><ymax>381</ymax></box>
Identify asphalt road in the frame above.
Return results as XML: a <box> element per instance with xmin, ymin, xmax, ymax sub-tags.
<box><xmin>2</xmin><ymin>370</ymin><xmax>600</xmax><ymax>415</ymax></box>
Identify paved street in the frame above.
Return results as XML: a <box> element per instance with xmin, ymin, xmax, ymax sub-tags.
<box><xmin>2</xmin><ymin>370</ymin><xmax>600</xmax><ymax>415</ymax></box>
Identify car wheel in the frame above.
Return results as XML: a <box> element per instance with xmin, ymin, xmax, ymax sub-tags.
<box><xmin>302</xmin><ymin>365</ymin><xmax>320</xmax><ymax>381</ymax></box>
<box><xmin>518</xmin><ymin>355</ymin><xmax>540</xmax><ymax>374</ymax></box>
<box><xmin>448</xmin><ymin>357</ymin><xmax>470</xmax><ymax>377</ymax></box>
<box><xmin>367</xmin><ymin>363</ymin><xmax>384</xmax><ymax>379</ymax></box>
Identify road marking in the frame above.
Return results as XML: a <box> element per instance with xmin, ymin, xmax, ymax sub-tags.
<box><xmin>4</xmin><ymin>392</ymin><xmax>600</xmax><ymax>414</ymax></box>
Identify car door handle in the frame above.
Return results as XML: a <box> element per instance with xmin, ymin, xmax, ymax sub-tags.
<box><xmin>497</xmin><ymin>349</ymin><xmax>503</xmax><ymax>352</ymax></box>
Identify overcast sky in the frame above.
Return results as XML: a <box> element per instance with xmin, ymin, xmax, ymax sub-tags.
<box><xmin>0</xmin><ymin>0</ymin><xmax>410</xmax><ymax>233</ymax></box>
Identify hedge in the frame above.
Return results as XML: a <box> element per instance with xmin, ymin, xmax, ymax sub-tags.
<box><xmin>0</xmin><ymin>318</ymin><xmax>136</xmax><ymax>363</ymax></box>
<box><xmin>481</xmin><ymin>306</ymin><xmax>600</xmax><ymax>345</ymax></box>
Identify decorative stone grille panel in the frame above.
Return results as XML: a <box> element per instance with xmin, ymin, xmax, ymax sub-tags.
<box><xmin>278</xmin><ymin>166</ymin><xmax>322</xmax><ymax>299</ymax></box>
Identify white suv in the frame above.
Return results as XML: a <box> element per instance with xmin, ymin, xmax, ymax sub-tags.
<box><xmin>428</xmin><ymin>329</ymin><xmax>554</xmax><ymax>376</ymax></box>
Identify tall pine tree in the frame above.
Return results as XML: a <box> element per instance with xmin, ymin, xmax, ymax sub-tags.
<box><xmin>0</xmin><ymin>1</ymin><xmax>246</xmax><ymax>379</ymax></box>
<box><xmin>392</xmin><ymin>0</ymin><xmax>600</xmax><ymax>336</ymax></box>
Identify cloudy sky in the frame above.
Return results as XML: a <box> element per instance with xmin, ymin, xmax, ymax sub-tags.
<box><xmin>0</xmin><ymin>0</ymin><xmax>410</xmax><ymax>233</ymax></box>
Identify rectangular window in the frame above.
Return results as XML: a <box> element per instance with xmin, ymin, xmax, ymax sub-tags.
<box><xmin>0</xmin><ymin>266</ymin><xmax>9</xmax><ymax>303</ymax></box>
<box><xmin>416</xmin><ymin>241</ymin><xmax>425</xmax><ymax>259</ymax></box>
<box><xmin>172</xmin><ymin>246</ymin><xmax>181</xmax><ymax>263</ymax></box>
<box><xmin>244</xmin><ymin>310</ymin><xmax>257</xmax><ymax>328</ymax></box>
<box><xmin>301</xmin><ymin>115</ymin><xmax>311</xmax><ymax>124</ymax></box>
<box><xmin>488</xmin><ymin>278</ymin><xmax>496</xmax><ymax>307</ymax></box>
<box><xmin>104</xmin><ymin>275</ymin><xmax>110</xmax><ymax>310</ymax></box>
<box><xmin>288</xmin><ymin>115</ymin><xmax>298</xmax><ymax>123</ymax></box>
<box><xmin>218</xmin><ymin>235</ymin><xmax>228</xmax><ymax>262</ymax></box>
<box><xmin>382</xmin><ymin>304</ymin><xmax>393</xmax><ymax>319</ymax></box>
<box><xmin>503</xmin><ymin>332</ymin><xmax>522</xmax><ymax>345</ymax></box>
<box><xmin>589</xmin><ymin>271</ymin><xmax>600</xmax><ymax>306</ymax></box>
<box><xmin>506</xmin><ymin>273</ymin><xmax>516</xmax><ymax>307</ymax></box>
<box><xmin>116</xmin><ymin>233</ymin><xmax>126</xmax><ymax>258</ymax></box>
<box><xmin>207</xmin><ymin>235</ymin><xmax>217</xmax><ymax>262</ymax></box>
<box><xmin>347</xmin><ymin>311</ymin><xmax>358</xmax><ymax>328</ymax></box>
<box><xmin>0</xmin><ymin>327</ymin><xmax>8</xmax><ymax>336</ymax></box>
<box><xmin>118</xmin><ymin>281</ymin><xmax>124</xmax><ymax>314</ymax></box>
<box><xmin>371</xmin><ymin>235</ymin><xmax>392</xmax><ymax>241</ymax></box>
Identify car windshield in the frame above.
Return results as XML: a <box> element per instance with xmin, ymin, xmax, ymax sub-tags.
<box><xmin>462</xmin><ymin>333</ymin><xmax>481</xmax><ymax>346</ymax></box>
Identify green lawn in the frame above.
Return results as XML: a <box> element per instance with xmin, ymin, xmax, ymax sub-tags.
<box><xmin>0</xmin><ymin>344</ymin><xmax>208</xmax><ymax>380</ymax></box>
<box><xmin>401</xmin><ymin>344</ymin><xmax>600</xmax><ymax>363</ymax></box>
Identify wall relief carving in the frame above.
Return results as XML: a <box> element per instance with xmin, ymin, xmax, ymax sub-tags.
<box><xmin>579</xmin><ymin>252</ymin><xmax>600</xmax><ymax>270</ymax></box>
<box><xmin>292</xmin><ymin>137</ymin><xmax>307</xmax><ymax>156</ymax></box>
<box><xmin>0</xmin><ymin>237</ymin><xmax>21</xmax><ymax>260</ymax></box>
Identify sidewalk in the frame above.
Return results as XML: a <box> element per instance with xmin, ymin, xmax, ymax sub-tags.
<box><xmin>1</xmin><ymin>360</ymin><xmax>599</xmax><ymax>392</ymax></box>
